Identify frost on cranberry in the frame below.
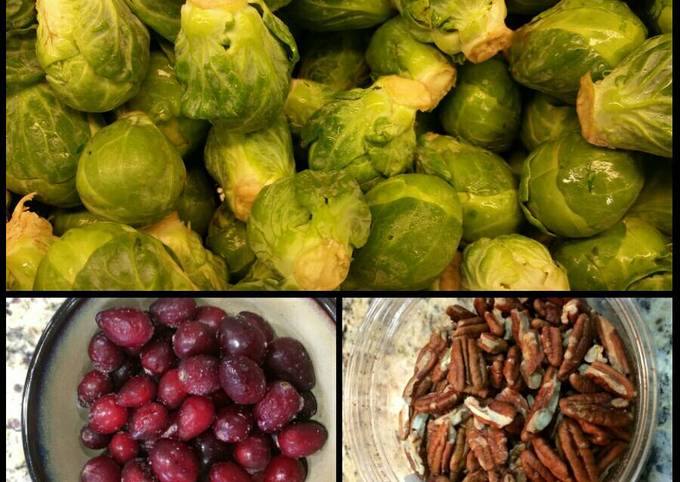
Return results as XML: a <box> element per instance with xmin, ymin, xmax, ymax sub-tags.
<box><xmin>178</xmin><ymin>395</ymin><xmax>216</xmax><ymax>441</ymax></box>
<box><xmin>88</xmin><ymin>332</ymin><xmax>125</xmax><ymax>374</ymax></box>
<box><xmin>149</xmin><ymin>439</ymin><xmax>200</xmax><ymax>482</ymax></box>
<box><xmin>129</xmin><ymin>402</ymin><xmax>169</xmax><ymax>441</ymax></box>
<box><xmin>213</xmin><ymin>406</ymin><xmax>253</xmax><ymax>443</ymax></box>
<box><xmin>263</xmin><ymin>455</ymin><xmax>305</xmax><ymax>482</ymax></box>
<box><xmin>253</xmin><ymin>382</ymin><xmax>303</xmax><ymax>433</ymax></box>
<box><xmin>158</xmin><ymin>368</ymin><xmax>189</xmax><ymax>409</ymax></box>
<box><xmin>121</xmin><ymin>459</ymin><xmax>155</xmax><ymax>482</ymax></box>
<box><xmin>78</xmin><ymin>370</ymin><xmax>113</xmax><ymax>407</ymax></box>
<box><xmin>218</xmin><ymin>315</ymin><xmax>267</xmax><ymax>364</ymax></box>
<box><xmin>109</xmin><ymin>432</ymin><xmax>140</xmax><ymax>465</ymax></box>
<box><xmin>89</xmin><ymin>394</ymin><xmax>128</xmax><ymax>434</ymax></box>
<box><xmin>194</xmin><ymin>306</ymin><xmax>226</xmax><ymax>333</ymax></box>
<box><xmin>178</xmin><ymin>355</ymin><xmax>221</xmax><ymax>395</ymax></box>
<box><xmin>173</xmin><ymin>321</ymin><xmax>219</xmax><ymax>358</ymax></box>
<box><xmin>234</xmin><ymin>433</ymin><xmax>272</xmax><ymax>473</ymax></box>
<box><xmin>140</xmin><ymin>337</ymin><xmax>176</xmax><ymax>376</ymax></box>
<box><xmin>209</xmin><ymin>462</ymin><xmax>252</xmax><ymax>482</ymax></box>
<box><xmin>80</xmin><ymin>426</ymin><xmax>111</xmax><ymax>450</ymax></box>
<box><xmin>150</xmin><ymin>298</ymin><xmax>198</xmax><ymax>328</ymax></box>
<box><xmin>96</xmin><ymin>308</ymin><xmax>155</xmax><ymax>350</ymax></box>
<box><xmin>80</xmin><ymin>455</ymin><xmax>121</xmax><ymax>482</ymax></box>
<box><xmin>219</xmin><ymin>356</ymin><xmax>266</xmax><ymax>405</ymax></box>
<box><xmin>276</xmin><ymin>421</ymin><xmax>328</xmax><ymax>458</ymax></box>
<box><xmin>238</xmin><ymin>311</ymin><xmax>275</xmax><ymax>344</ymax></box>
<box><xmin>117</xmin><ymin>375</ymin><xmax>157</xmax><ymax>408</ymax></box>
<box><xmin>265</xmin><ymin>338</ymin><xmax>316</xmax><ymax>391</ymax></box>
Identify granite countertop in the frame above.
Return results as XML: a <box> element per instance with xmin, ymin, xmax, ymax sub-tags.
<box><xmin>342</xmin><ymin>298</ymin><xmax>672</xmax><ymax>482</ymax></box>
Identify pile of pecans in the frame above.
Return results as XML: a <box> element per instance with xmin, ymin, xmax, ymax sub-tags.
<box><xmin>398</xmin><ymin>298</ymin><xmax>637</xmax><ymax>482</ymax></box>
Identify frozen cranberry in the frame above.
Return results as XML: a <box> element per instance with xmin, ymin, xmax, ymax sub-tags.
<box><xmin>78</xmin><ymin>370</ymin><xmax>113</xmax><ymax>407</ymax></box>
<box><xmin>160</xmin><ymin>410</ymin><xmax>179</xmax><ymax>439</ymax></box>
<box><xmin>213</xmin><ymin>406</ymin><xmax>253</xmax><ymax>443</ymax></box>
<box><xmin>238</xmin><ymin>312</ymin><xmax>275</xmax><ymax>344</ymax></box>
<box><xmin>251</xmin><ymin>473</ymin><xmax>264</xmax><ymax>482</ymax></box>
<box><xmin>173</xmin><ymin>321</ymin><xmax>218</xmax><ymax>358</ymax></box>
<box><xmin>96</xmin><ymin>308</ymin><xmax>155</xmax><ymax>350</ymax></box>
<box><xmin>178</xmin><ymin>395</ymin><xmax>215</xmax><ymax>440</ymax></box>
<box><xmin>158</xmin><ymin>368</ymin><xmax>189</xmax><ymax>408</ymax></box>
<box><xmin>209</xmin><ymin>462</ymin><xmax>251</xmax><ymax>482</ymax></box>
<box><xmin>109</xmin><ymin>432</ymin><xmax>140</xmax><ymax>465</ymax></box>
<box><xmin>129</xmin><ymin>402</ymin><xmax>169</xmax><ymax>441</ymax></box>
<box><xmin>194</xmin><ymin>432</ymin><xmax>230</xmax><ymax>469</ymax></box>
<box><xmin>276</xmin><ymin>421</ymin><xmax>328</xmax><ymax>458</ymax></box>
<box><xmin>89</xmin><ymin>394</ymin><xmax>128</xmax><ymax>434</ymax></box>
<box><xmin>80</xmin><ymin>455</ymin><xmax>121</xmax><ymax>482</ymax></box>
<box><xmin>117</xmin><ymin>375</ymin><xmax>157</xmax><ymax>408</ymax></box>
<box><xmin>178</xmin><ymin>355</ymin><xmax>220</xmax><ymax>395</ymax></box>
<box><xmin>218</xmin><ymin>315</ymin><xmax>267</xmax><ymax>364</ymax></box>
<box><xmin>234</xmin><ymin>433</ymin><xmax>271</xmax><ymax>473</ymax></box>
<box><xmin>298</xmin><ymin>392</ymin><xmax>317</xmax><ymax>421</ymax></box>
<box><xmin>150</xmin><ymin>298</ymin><xmax>197</xmax><ymax>328</ymax></box>
<box><xmin>253</xmin><ymin>382</ymin><xmax>303</xmax><ymax>433</ymax></box>
<box><xmin>219</xmin><ymin>356</ymin><xmax>266</xmax><ymax>405</ymax></box>
<box><xmin>265</xmin><ymin>338</ymin><xmax>315</xmax><ymax>391</ymax></box>
<box><xmin>194</xmin><ymin>306</ymin><xmax>226</xmax><ymax>333</ymax></box>
<box><xmin>210</xmin><ymin>389</ymin><xmax>231</xmax><ymax>408</ymax></box>
<box><xmin>111</xmin><ymin>358</ymin><xmax>142</xmax><ymax>390</ymax></box>
<box><xmin>121</xmin><ymin>459</ymin><xmax>155</xmax><ymax>482</ymax></box>
<box><xmin>149</xmin><ymin>438</ymin><xmax>199</xmax><ymax>482</ymax></box>
<box><xmin>263</xmin><ymin>456</ymin><xmax>305</xmax><ymax>482</ymax></box>
<box><xmin>88</xmin><ymin>332</ymin><xmax>125</xmax><ymax>373</ymax></box>
<box><xmin>80</xmin><ymin>425</ymin><xmax>111</xmax><ymax>450</ymax></box>
<box><xmin>141</xmin><ymin>337</ymin><xmax>176</xmax><ymax>376</ymax></box>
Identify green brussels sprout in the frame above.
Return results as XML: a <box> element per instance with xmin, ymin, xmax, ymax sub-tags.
<box><xmin>439</xmin><ymin>58</ymin><xmax>521</xmax><ymax>153</ymax></box>
<box><xmin>36</xmin><ymin>0</ymin><xmax>150</xmax><ymax>112</ymax></box>
<box><xmin>520</xmin><ymin>93</ymin><xmax>580</xmax><ymax>151</ymax></box>
<box><xmin>34</xmin><ymin>222</ymin><xmax>197</xmax><ymax>290</ymax></box>
<box><xmin>231</xmin><ymin>260</ymin><xmax>285</xmax><ymax>290</ymax></box>
<box><xmin>644</xmin><ymin>0</ymin><xmax>671</xmax><ymax>33</ymax></box>
<box><xmin>205</xmin><ymin>115</ymin><xmax>295</xmax><ymax>221</ymax></box>
<box><xmin>143</xmin><ymin>213</ymin><xmax>229</xmax><ymax>290</ymax></box>
<box><xmin>577</xmin><ymin>34</ymin><xmax>672</xmax><ymax>158</ymax></box>
<box><xmin>552</xmin><ymin>216</ymin><xmax>672</xmax><ymax>290</ymax></box>
<box><xmin>461</xmin><ymin>234</ymin><xmax>570</xmax><ymax>290</ymax></box>
<box><xmin>264</xmin><ymin>0</ymin><xmax>291</xmax><ymax>10</ymax></box>
<box><xmin>247</xmin><ymin>170</ymin><xmax>371</xmax><ymax>290</ymax></box>
<box><xmin>6</xmin><ymin>26</ymin><xmax>44</xmax><ymax>94</ymax></box>
<box><xmin>506</xmin><ymin>0</ymin><xmax>558</xmax><ymax>15</ymax></box>
<box><xmin>124</xmin><ymin>0</ymin><xmax>183</xmax><ymax>42</ymax></box>
<box><xmin>176</xmin><ymin>165</ymin><xmax>217</xmax><ymax>237</ymax></box>
<box><xmin>6</xmin><ymin>83</ymin><xmax>93</xmax><ymax>207</ymax></box>
<box><xmin>283</xmin><ymin>0</ymin><xmax>394</xmax><ymax>31</ymax></box>
<box><xmin>206</xmin><ymin>203</ymin><xmax>256</xmax><ymax>281</ymax></box>
<box><xmin>76</xmin><ymin>112</ymin><xmax>186</xmax><ymax>226</ymax></box>
<box><xmin>507</xmin><ymin>149</ymin><xmax>528</xmax><ymax>180</ymax></box>
<box><xmin>519</xmin><ymin>133</ymin><xmax>644</xmax><ymax>238</ymax></box>
<box><xmin>345</xmin><ymin>174</ymin><xmax>464</xmax><ymax>290</ymax></box>
<box><xmin>416</xmin><ymin>133</ymin><xmax>522</xmax><ymax>243</ymax></box>
<box><xmin>508</xmin><ymin>0</ymin><xmax>647</xmax><ymax>102</ymax></box>
<box><xmin>7</xmin><ymin>0</ymin><xmax>36</xmax><ymax>30</ymax></box>
<box><xmin>50</xmin><ymin>209</ymin><xmax>105</xmax><ymax>236</ymax></box>
<box><xmin>628</xmin><ymin>272</ymin><xmax>672</xmax><ymax>291</ymax></box>
<box><xmin>6</xmin><ymin>194</ymin><xmax>57</xmax><ymax>291</ymax></box>
<box><xmin>303</xmin><ymin>76</ymin><xmax>432</xmax><ymax>189</ymax></box>
<box><xmin>284</xmin><ymin>79</ymin><xmax>338</xmax><ymax>135</ymax></box>
<box><xmin>123</xmin><ymin>51</ymin><xmax>210</xmax><ymax>157</ymax></box>
<box><xmin>366</xmin><ymin>17</ymin><xmax>457</xmax><ymax>111</ymax></box>
<box><xmin>628</xmin><ymin>159</ymin><xmax>672</xmax><ymax>236</ymax></box>
<box><xmin>394</xmin><ymin>0</ymin><xmax>512</xmax><ymax>63</ymax></box>
<box><xmin>298</xmin><ymin>30</ymin><xmax>370</xmax><ymax>90</ymax></box>
<box><xmin>174</xmin><ymin>0</ymin><xmax>298</xmax><ymax>131</ymax></box>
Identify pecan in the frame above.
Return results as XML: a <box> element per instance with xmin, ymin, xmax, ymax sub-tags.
<box><xmin>485</xmin><ymin>311</ymin><xmax>506</xmax><ymax>337</ymax></box>
<box><xmin>557</xmin><ymin>419</ymin><xmax>598</xmax><ymax>482</ymax></box>
<box><xmin>575</xmin><ymin>419</ymin><xmax>610</xmax><ymax>446</ymax></box>
<box><xmin>473</xmin><ymin>298</ymin><xmax>493</xmax><ymax>318</ymax></box>
<box><xmin>427</xmin><ymin>418</ymin><xmax>450</xmax><ymax>475</ymax></box>
<box><xmin>510</xmin><ymin>309</ymin><xmax>530</xmax><ymax>345</ymax></box>
<box><xmin>607</xmin><ymin>425</ymin><xmax>632</xmax><ymax>442</ymax></box>
<box><xmin>531</xmin><ymin>318</ymin><xmax>552</xmax><ymax>330</ymax></box>
<box><xmin>531</xmin><ymin>438</ymin><xmax>571</xmax><ymax>482</ymax></box>
<box><xmin>450</xmin><ymin>419</ymin><xmax>470</xmax><ymax>480</ymax></box>
<box><xmin>490</xmin><ymin>354</ymin><xmax>505</xmax><ymax>389</ymax></box>
<box><xmin>583</xmin><ymin>361</ymin><xmax>636</xmax><ymax>399</ymax></box>
<box><xmin>559</xmin><ymin>393</ymin><xmax>633</xmax><ymax>427</ymax></box>
<box><xmin>567</xmin><ymin>373</ymin><xmax>600</xmax><ymax>394</ymax></box>
<box><xmin>519</xmin><ymin>449</ymin><xmax>558</xmax><ymax>482</ymax></box>
<box><xmin>465</xmin><ymin>397</ymin><xmax>517</xmax><ymax>429</ymax></box>
<box><xmin>462</xmin><ymin>470</ymin><xmax>487</xmax><ymax>482</ymax></box>
<box><xmin>448</xmin><ymin>337</ymin><xmax>466</xmax><ymax>392</ymax></box>
<box><xmin>414</xmin><ymin>385</ymin><xmax>461</xmax><ymax>414</ymax></box>
<box><xmin>496</xmin><ymin>387</ymin><xmax>530</xmax><ymax>418</ymax></box>
<box><xmin>593</xmin><ymin>314</ymin><xmax>630</xmax><ymax>376</ymax></box>
<box><xmin>448</xmin><ymin>305</ymin><xmax>478</xmax><ymax>322</ymax></box>
<box><xmin>496</xmin><ymin>298</ymin><xmax>523</xmax><ymax>313</ymax></box>
<box><xmin>558</xmin><ymin>314</ymin><xmax>593</xmax><ymax>379</ymax></box>
<box><xmin>523</xmin><ymin>368</ymin><xmax>560</xmax><ymax>440</ymax></box>
<box><xmin>467</xmin><ymin>337</ymin><xmax>488</xmax><ymax>389</ymax></box>
<box><xmin>466</xmin><ymin>448</ymin><xmax>481</xmax><ymax>473</ymax></box>
<box><xmin>596</xmin><ymin>441</ymin><xmax>628</xmax><ymax>473</ymax></box>
<box><xmin>561</xmin><ymin>299</ymin><xmax>587</xmax><ymax>325</ymax></box>
<box><xmin>454</xmin><ymin>319</ymin><xmax>490</xmax><ymax>338</ymax></box>
<box><xmin>479</xmin><ymin>333</ymin><xmax>509</xmax><ymax>354</ymax></box>
<box><xmin>541</xmin><ymin>327</ymin><xmax>563</xmax><ymax>368</ymax></box>
<box><xmin>504</xmin><ymin>346</ymin><xmax>522</xmax><ymax>389</ymax></box>
<box><xmin>468</xmin><ymin>424</ymin><xmax>508</xmax><ymax>471</ymax></box>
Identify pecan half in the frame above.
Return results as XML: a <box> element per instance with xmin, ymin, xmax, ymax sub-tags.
<box><xmin>479</xmin><ymin>333</ymin><xmax>509</xmax><ymax>354</ymax></box>
<box><xmin>568</xmin><ymin>373</ymin><xmax>600</xmax><ymax>394</ymax></box>
<box><xmin>523</xmin><ymin>368</ymin><xmax>560</xmax><ymax>440</ymax></box>
<box><xmin>449</xmin><ymin>305</ymin><xmax>478</xmax><ymax>322</ymax></box>
<box><xmin>465</xmin><ymin>397</ymin><xmax>517</xmax><ymax>429</ymax></box>
<box><xmin>427</xmin><ymin>418</ymin><xmax>450</xmax><ymax>475</ymax></box>
<box><xmin>454</xmin><ymin>318</ymin><xmax>490</xmax><ymax>338</ymax></box>
<box><xmin>490</xmin><ymin>354</ymin><xmax>505</xmax><ymax>389</ymax></box>
<box><xmin>448</xmin><ymin>337</ymin><xmax>466</xmax><ymax>392</ymax></box>
<box><xmin>558</xmin><ymin>314</ymin><xmax>594</xmax><ymax>379</ymax></box>
<box><xmin>531</xmin><ymin>438</ymin><xmax>571</xmax><ymax>482</ymax></box>
<box><xmin>596</xmin><ymin>441</ymin><xmax>628</xmax><ymax>473</ymax></box>
<box><xmin>468</xmin><ymin>424</ymin><xmax>508</xmax><ymax>471</ymax></box>
<box><xmin>593</xmin><ymin>314</ymin><xmax>630</xmax><ymax>376</ymax></box>
<box><xmin>559</xmin><ymin>393</ymin><xmax>633</xmax><ymax>428</ymax></box>
<box><xmin>557</xmin><ymin>419</ymin><xmax>598</xmax><ymax>482</ymax></box>
<box><xmin>414</xmin><ymin>384</ymin><xmax>461</xmax><ymax>414</ymax></box>
<box><xmin>485</xmin><ymin>311</ymin><xmax>506</xmax><ymax>337</ymax></box>
<box><xmin>504</xmin><ymin>346</ymin><xmax>522</xmax><ymax>389</ymax></box>
<box><xmin>541</xmin><ymin>326</ymin><xmax>563</xmax><ymax>368</ymax></box>
<box><xmin>575</xmin><ymin>419</ymin><xmax>610</xmax><ymax>446</ymax></box>
<box><xmin>583</xmin><ymin>361</ymin><xmax>636</xmax><ymax>399</ymax></box>
<box><xmin>519</xmin><ymin>449</ymin><xmax>558</xmax><ymax>482</ymax></box>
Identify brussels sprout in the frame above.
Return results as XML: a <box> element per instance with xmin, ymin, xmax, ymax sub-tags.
<box><xmin>303</xmin><ymin>76</ymin><xmax>431</xmax><ymax>189</ymax></box>
<box><xmin>644</xmin><ymin>0</ymin><xmax>671</xmax><ymax>33</ymax></box>
<box><xmin>125</xmin><ymin>0</ymin><xmax>183</xmax><ymax>42</ymax></box>
<box><xmin>508</xmin><ymin>0</ymin><xmax>647</xmax><ymax>102</ymax></box>
<box><xmin>6</xmin><ymin>26</ymin><xmax>44</xmax><ymax>94</ymax></box>
<box><xmin>6</xmin><ymin>83</ymin><xmax>93</xmax><ymax>207</ymax></box>
<box><xmin>461</xmin><ymin>234</ymin><xmax>570</xmax><ymax>290</ymax></box>
<box><xmin>394</xmin><ymin>0</ymin><xmax>512</xmax><ymax>63</ymax></box>
<box><xmin>520</xmin><ymin>93</ymin><xmax>580</xmax><ymax>151</ymax></box>
<box><xmin>577</xmin><ymin>34</ymin><xmax>672</xmax><ymax>158</ymax></box>
<box><xmin>123</xmin><ymin>51</ymin><xmax>210</xmax><ymax>157</ymax></box>
<box><xmin>506</xmin><ymin>0</ymin><xmax>558</xmax><ymax>15</ymax></box>
<box><xmin>34</xmin><ymin>222</ymin><xmax>197</xmax><ymax>290</ymax></box>
<box><xmin>439</xmin><ymin>58</ymin><xmax>521</xmax><ymax>153</ymax></box>
<box><xmin>264</xmin><ymin>0</ymin><xmax>291</xmax><ymax>10</ymax></box>
<box><xmin>628</xmin><ymin>272</ymin><xmax>672</xmax><ymax>291</ymax></box>
<box><xmin>50</xmin><ymin>209</ymin><xmax>105</xmax><ymax>236</ymax></box>
<box><xmin>206</xmin><ymin>203</ymin><xmax>256</xmax><ymax>281</ymax></box>
<box><xmin>284</xmin><ymin>79</ymin><xmax>338</xmax><ymax>135</ymax></box>
<box><xmin>176</xmin><ymin>165</ymin><xmax>217</xmax><ymax>237</ymax></box>
<box><xmin>345</xmin><ymin>174</ymin><xmax>464</xmax><ymax>290</ymax></box>
<box><xmin>205</xmin><ymin>115</ymin><xmax>295</xmax><ymax>221</ymax></box>
<box><xmin>628</xmin><ymin>159</ymin><xmax>672</xmax><ymax>236</ymax></box>
<box><xmin>283</xmin><ymin>0</ymin><xmax>394</xmax><ymax>31</ymax></box>
<box><xmin>6</xmin><ymin>194</ymin><xmax>57</xmax><ymax>291</ymax></box>
<box><xmin>174</xmin><ymin>0</ymin><xmax>298</xmax><ymax>131</ymax></box>
<box><xmin>36</xmin><ymin>0</ymin><xmax>150</xmax><ymax>112</ymax></box>
<box><xmin>247</xmin><ymin>170</ymin><xmax>371</xmax><ymax>290</ymax></box>
<box><xmin>519</xmin><ymin>133</ymin><xmax>644</xmax><ymax>238</ymax></box>
<box><xmin>231</xmin><ymin>260</ymin><xmax>285</xmax><ymax>290</ymax></box>
<box><xmin>416</xmin><ymin>133</ymin><xmax>522</xmax><ymax>243</ymax></box>
<box><xmin>143</xmin><ymin>213</ymin><xmax>229</xmax><ymax>290</ymax></box>
<box><xmin>6</xmin><ymin>0</ymin><xmax>36</xmax><ymax>30</ymax></box>
<box><xmin>507</xmin><ymin>149</ymin><xmax>528</xmax><ymax>180</ymax></box>
<box><xmin>553</xmin><ymin>216</ymin><xmax>672</xmax><ymax>290</ymax></box>
<box><xmin>76</xmin><ymin>112</ymin><xmax>186</xmax><ymax>226</ymax></box>
<box><xmin>366</xmin><ymin>17</ymin><xmax>457</xmax><ymax>111</ymax></box>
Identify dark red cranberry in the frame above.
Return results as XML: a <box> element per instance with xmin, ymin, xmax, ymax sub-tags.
<box><xmin>263</xmin><ymin>456</ymin><xmax>305</xmax><ymax>482</ymax></box>
<box><xmin>117</xmin><ymin>375</ymin><xmax>157</xmax><ymax>408</ymax></box>
<box><xmin>173</xmin><ymin>321</ymin><xmax>218</xmax><ymax>358</ymax></box>
<box><xmin>78</xmin><ymin>370</ymin><xmax>113</xmax><ymax>407</ymax></box>
<box><xmin>194</xmin><ymin>306</ymin><xmax>226</xmax><ymax>333</ymax></box>
<box><xmin>141</xmin><ymin>337</ymin><xmax>176</xmax><ymax>376</ymax></box>
<box><xmin>213</xmin><ymin>406</ymin><xmax>253</xmax><ymax>443</ymax></box>
<box><xmin>178</xmin><ymin>395</ymin><xmax>215</xmax><ymax>441</ymax></box>
<box><xmin>88</xmin><ymin>332</ymin><xmax>125</xmax><ymax>373</ymax></box>
<box><xmin>149</xmin><ymin>438</ymin><xmax>199</xmax><ymax>482</ymax></box>
<box><xmin>80</xmin><ymin>425</ymin><xmax>111</xmax><ymax>449</ymax></box>
<box><xmin>109</xmin><ymin>432</ymin><xmax>140</xmax><ymax>465</ymax></box>
<box><xmin>80</xmin><ymin>455</ymin><xmax>121</xmax><ymax>482</ymax></box>
<box><xmin>158</xmin><ymin>368</ymin><xmax>189</xmax><ymax>409</ymax></box>
<box><xmin>251</xmin><ymin>473</ymin><xmax>264</xmax><ymax>482</ymax></box>
<box><xmin>178</xmin><ymin>355</ymin><xmax>220</xmax><ymax>396</ymax></box>
<box><xmin>219</xmin><ymin>356</ymin><xmax>266</xmax><ymax>405</ymax></box>
<box><xmin>121</xmin><ymin>459</ymin><xmax>155</xmax><ymax>482</ymax></box>
<box><xmin>210</xmin><ymin>389</ymin><xmax>231</xmax><ymax>408</ymax></box>
<box><xmin>150</xmin><ymin>298</ymin><xmax>198</xmax><ymax>328</ymax></box>
<box><xmin>129</xmin><ymin>402</ymin><xmax>169</xmax><ymax>441</ymax></box>
<box><xmin>276</xmin><ymin>421</ymin><xmax>328</xmax><ymax>458</ymax></box>
<box><xmin>160</xmin><ymin>410</ymin><xmax>179</xmax><ymax>439</ymax></box>
<box><xmin>96</xmin><ymin>308</ymin><xmax>155</xmax><ymax>350</ymax></box>
<box><xmin>218</xmin><ymin>315</ymin><xmax>267</xmax><ymax>364</ymax></box>
<box><xmin>238</xmin><ymin>312</ymin><xmax>275</xmax><ymax>344</ymax></box>
<box><xmin>265</xmin><ymin>338</ymin><xmax>315</xmax><ymax>391</ymax></box>
<box><xmin>111</xmin><ymin>358</ymin><xmax>142</xmax><ymax>390</ymax></box>
<box><xmin>209</xmin><ymin>462</ymin><xmax>251</xmax><ymax>482</ymax></box>
<box><xmin>253</xmin><ymin>382</ymin><xmax>303</xmax><ymax>433</ymax></box>
<box><xmin>89</xmin><ymin>394</ymin><xmax>128</xmax><ymax>434</ymax></box>
<box><xmin>234</xmin><ymin>433</ymin><xmax>271</xmax><ymax>473</ymax></box>
<box><xmin>298</xmin><ymin>392</ymin><xmax>317</xmax><ymax>421</ymax></box>
<box><xmin>194</xmin><ymin>432</ymin><xmax>230</xmax><ymax>469</ymax></box>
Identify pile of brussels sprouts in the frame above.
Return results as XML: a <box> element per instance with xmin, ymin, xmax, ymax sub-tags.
<box><xmin>6</xmin><ymin>0</ymin><xmax>672</xmax><ymax>291</ymax></box>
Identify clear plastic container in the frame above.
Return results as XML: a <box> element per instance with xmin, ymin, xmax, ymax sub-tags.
<box><xmin>344</xmin><ymin>298</ymin><xmax>658</xmax><ymax>482</ymax></box>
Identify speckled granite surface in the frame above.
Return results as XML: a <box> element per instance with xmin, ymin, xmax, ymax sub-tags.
<box><xmin>342</xmin><ymin>298</ymin><xmax>672</xmax><ymax>482</ymax></box>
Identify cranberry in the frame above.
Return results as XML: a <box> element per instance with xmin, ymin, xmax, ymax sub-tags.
<box><xmin>150</xmin><ymin>298</ymin><xmax>197</xmax><ymax>328</ymax></box>
<box><xmin>80</xmin><ymin>425</ymin><xmax>111</xmax><ymax>450</ymax></box>
<box><xmin>129</xmin><ymin>402</ymin><xmax>169</xmax><ymax>441</ymax></box>
<box><xmin>121</xmin><ymin>459</ymin><xmax>155</xmax><ymax>482</ymax></box>
<box><xmin>178</xmin><ymin>355</ymin><xmax>220</xmax><ymax>395</ymax></box>
<box><xmin>194</xmin><ymin>431</ymin><xmax>230</xmax><ymax>469</ymax></box>
<box><xmin>89</xmin><ymin>394</ymin><xmax>128</xmax><ymax>434</ymax></box>
<box><xmin>218</xmin><ymin>315</ymin><xmax>267</xmax><ymax>364</ymax></box>
<box><xmin>251</xmin><ymin>473</ymin><xmax>265</xmax><ymax>482</ymax></box>
<box><xmin>298</xmin><ymin>392</ymin><xmax>317</xmax><ymax>421</ymax></box>
<box><xmin>96</xmin><ymin>308</ymin><xmax>155</xmax><ymax>350</ymax></box>
<box><xmin>109</xmin><ymin>432</ymin><xmax>140</xmax><ymax>465</ymax></box>
<box><xmin>234</xmin><ymin>433</ymin><xmax>271</xmax><ymax>473</ymax></box>
<box><xmin>88</xmin><ymin>332</ymin><xmax>125</xmax><ymax>373</ymax></box>
<box><xmin>149</xmin><ymin>438</ymin><xmax>199</xmax><ymax>482</ymax></box>
<box><xmin>238</xmin><ymin>312</ymin><xmax>275</xmax><ymax>344</ymax></box>
<box><xmin>265</xmin><ymin>338</ymin><xmax>315</xmax><ymax>391</ymax></box>
<box><xmin>210</xmin><ymin>389</ymin><xmax>232</xmax><ymax>408</ymax></box>
<box><xmin>253</xmin><ymin>382</ymin><xmax>303</xmax><ymax>433</ymax></box>
<box><xmin>213</xmin><ymin>405</ymin><xmax>253</xmax><ymax>443</ymax></box>
<box><xmin>173</xmin><ymin>321</ymin><xmax>218</xmax><ymax>358</ymax></box>
<box><xmin>141</xmin><ymin>337</ymin><xmax>176</xmax><ymax>376</ymax></box>
<box><xmin>209</xmin><ymin>462</ymin><xmax>251</xmax><ymax>482</ymax></box>
<box><xmin>178</xmin><ymin>395</ymin><xmax>215</xmax><ymax>440</ymax></box>
<box><xmin>160</xmin><ymin>410</ymin><xmax>179</xmax><ymax>439</ymax></box>
<box><xmin>117</xmin><ymin>375</ymin><xmax>157</xmax><ymax>408</ymax></box>
<box><xmin>78</xmin><ymin>370</ymin><xmax>113</xmax><ymax>407</ymax></box>
<box><xmin>276</xmin><ymin>421</ymin><xmax>328</xmax><ymax>458</ymax></box>
<box><xmin>111</xmin><ymin>358</ymin><xmax>142</xmax><ymax>390</ymax></box>
<box><xmin>263</xmin><ymin>456</ymin><xmax>305</xmax><ymax>482</ymax></box>
<box><xmin>219</xmin><ymin>356</ymin><xmax>266</xmax><ymax>405</ymax></box>
<box><xmin>194</xmin><ymin>306</ymin><xmax>226</xmax><ymax>333</ymax></box>
<box><xmin>80</xmin><ymin>455</ymin><xmax>121</xmax><ymax>482</ymax></box>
